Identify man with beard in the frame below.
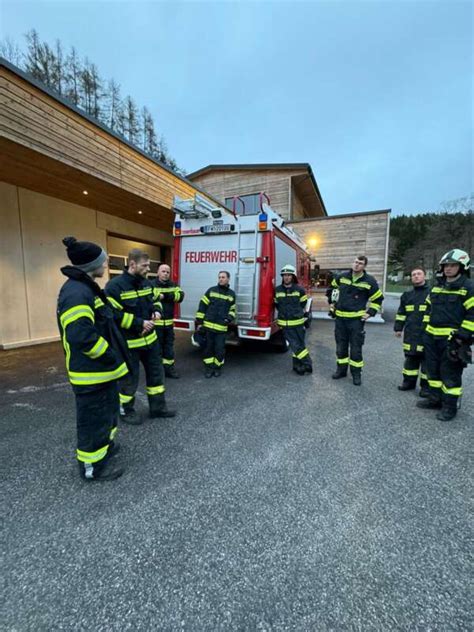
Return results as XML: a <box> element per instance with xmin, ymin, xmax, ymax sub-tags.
<box><xmin>105</xmin><ymin>249</ymin><xmax>176</xmax><ymax>423</ymax></box>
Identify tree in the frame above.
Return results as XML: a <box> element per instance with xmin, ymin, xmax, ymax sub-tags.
<box><xmin>123</xmin><ymin>95</ymin><xmax>140</xmax><ymax>144</ymax></box>
<box><xmin>65</xmin><ymin>46</ymin><xmax>82</xmax><ymax>106</ymax></box>
<box><xmin>390</xmin><ymin>211</ymin><xmax>474</xmax><ymax>277</ymax></box>
<box><xmin>1</xmin><ymin>30</ymin><xmax>183</xmax><ymax>173</ymax></box>
<box><xmin>0</xmin><ymin>37</ymin><xmax>23</xmax><ymax>65</ymax></box>
<box><xmin>51</xmin><ymin>39</ymin><xmax>65</xmax><ymax>95</ymax></box>
<box><xmin>105</xmin><ymin>78</ymin><xmax>123</xmax><ymax>132</ymax></box>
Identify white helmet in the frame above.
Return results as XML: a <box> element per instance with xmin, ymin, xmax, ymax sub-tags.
<box><xmin>439</xmin><ymin>249</ymin><xmax>470</xmax><ymax>270</ymax></box>
<box><xmin>280</xmin><ymin>264</ymin><xmax>297</xmax><ymax>275</ymax></box>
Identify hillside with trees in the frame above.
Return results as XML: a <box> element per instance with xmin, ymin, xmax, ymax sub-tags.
<box><xmin>0</xmin><ymin>30</ymin><xmax>183</xmax><ymax>174</ymax></box>
<box><xmin>389</xmin><ymin>197</ymin><xmax>473</xmax><ymax>277</ymax></box>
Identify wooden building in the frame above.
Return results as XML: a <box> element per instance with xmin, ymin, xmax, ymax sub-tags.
<box><xmin>289</xmin><ymin>210</ymin><xmax>391</xmax><ymax>312</ymax></box>
<box><xmin>0</xmin><ymin>58</ymin><xmax>221</xmax><ymax>348</ymax></box>
<box><xmin>189</xmin><ymin>164</ymin><xmax>390</xmax><ymax>313</ymax></box>
<box><xmin>187</xmin><ymin>163</ymin><xmax>327</xmax><ymax>220</ymax></box>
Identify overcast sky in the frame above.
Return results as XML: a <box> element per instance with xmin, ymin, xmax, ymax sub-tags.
<box><xmin>2</xmin><ymin>0</ymin><xmax>472</xmax><ymax>216</ymax></box>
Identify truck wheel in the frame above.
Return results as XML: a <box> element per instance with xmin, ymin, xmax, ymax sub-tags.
<box><xmin>270</xmin><ymin>330</ymin><xmax>289</xmax><ymax>353</ymax></box>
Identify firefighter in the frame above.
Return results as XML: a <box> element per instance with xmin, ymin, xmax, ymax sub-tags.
<box><xmin>196</xmin><ymin>271</ymin><xmax>236</xmax><ymax>378</ymax></box>
<box><xmin>394</xmin><ymin>267</ymin><xmax>430</xmax><ymax>396</ymax></box>
<box><xmin>274</xmin><ymin>264</ymin><xmax>312</xmax><ymax>375</ymax></box>
<box><xmin>154</xmin><ymin>263</ymin><xmax>184</xmax><ymax>378</ymax></box>
<box><xmin>416</xmin><ymin>249</ymin><xmax>473</xmax><ymax>421</ymax></box>
<box><xmin>105</xmin><ymin>249</ymin><xmax>176</xmax><ymax>423</ymax></box>
<box><xmin>327</xmin><ymin>255</ymin><xmax>384</xmax><ymax>385</ymax></box>
<box><xmin>57</xmin><ymin>236</ymin><xmax>133</xmax><ymax>482</ymax></box>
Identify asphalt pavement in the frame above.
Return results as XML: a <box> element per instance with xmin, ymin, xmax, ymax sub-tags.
<box><xmin>1</xmin><ymin>296</ymin><xmax>472</xmax><ymax>631</ymax></box>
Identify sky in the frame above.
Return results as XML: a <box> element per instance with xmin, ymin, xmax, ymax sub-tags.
<box><xmin>1</xmin><ymin>0</ymin><xmax>472</xmax><ymax>216</ymax></box>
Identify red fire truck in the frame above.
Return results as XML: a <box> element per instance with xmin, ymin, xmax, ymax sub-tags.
<box><xmin>172</xmin><ymin>193</ymin><xmax>312</xmax><ymax>348</ymax></box>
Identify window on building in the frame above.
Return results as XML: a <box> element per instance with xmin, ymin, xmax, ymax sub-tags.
<box><xmin>225</xmin><ymin>193</ymin><xmax>262</xmax><ymax>215</ymax></box>
<box><xmin>314</xmin><ymin>269</ymin><xmax>347</xmax><ymax>289</ymax></box>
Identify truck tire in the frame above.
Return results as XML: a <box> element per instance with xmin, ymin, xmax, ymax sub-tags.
<box><xmin>269</xmin><ymin>330</ymin><xmax>289</xmax><ymax>353</ymax></box>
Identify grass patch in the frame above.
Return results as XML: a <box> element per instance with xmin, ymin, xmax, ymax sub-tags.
<box><xmin>385</xmin><ymin>283</ymin><xmax>411</xmax><ymax>293</ymax></box>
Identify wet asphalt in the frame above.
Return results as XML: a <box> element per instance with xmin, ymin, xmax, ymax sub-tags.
<box><xmin>1</xmin><ymin>296</ymin><xmax>472</xmax><ymax>631</ymax></box>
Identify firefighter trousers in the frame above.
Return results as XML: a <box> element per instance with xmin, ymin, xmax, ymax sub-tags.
<box><xmin>157</xmin><ymin>326</ymin><xmax>176</xmax><ymax>367</ymax></box>
<box><xmin>335</xmin><ymin>317</ymin><xmax>365</xmax><ymax>373</ymax></box>
<box><xmin>402</xmin><ymin>352</ymin><xmax>427</xmax><ymax>387</ymax></box>
<box><xmin>74</xmin><ymin>381</ymin><xmax>119</xmax><ymax>479</ymax></box>
<box><xmin>119</xmin><ymin>343</ymin><xmax>166</xmax><ymax>414</ymax></box>
<box><xmin>283</xmin><ymin>325</ymin><xmax>312</xmax><ymax>370</ymax></box>
<box><xmin>424</xmin><ymin>334</ymin><xmax>464</xmax><ymax>411</ymax></box>
<box><xmin>203</xmin><ymin>330</ymin><xmax>227</xmax><ymax>368</ymax></box>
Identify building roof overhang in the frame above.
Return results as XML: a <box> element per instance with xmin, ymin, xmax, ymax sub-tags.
<box><xmin>187</xmin><ymin>163</ymin><xmax>328</xmax><ymax>217</ymax></box>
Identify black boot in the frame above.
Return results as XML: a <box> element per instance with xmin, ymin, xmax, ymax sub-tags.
<box><xmin>204</xmin><ymin>366</ymin><xmax>214</xmax><ymax>378</ymax></box>
<box><xmin>107</xmin><ymin>443</ymin><xmax>121</xmax><ymax>458</ymax></box>
<box><xmin>436</xmin><ymin>406</ymin><xmax>457</xmax><ymax>421</ymax></box>
<box><xmin>419</xmin><ymin>387</ymin><xmax>430</xmax><ymax>398</ymax></box>
<box><xmin>352</xmin><ymin>372</ymin><xmax>362</xmax><ymax>386</ymax></box>
<box><xmin>416</xmin><ymin>398</ymin><xmax>442</xmax><ymax>410</ymax></box>
<box><xmin>332</xmin><ymin>368</ymin><xmax>347</xmax><ymax>379</ymax></box>
<box><xmin>398</xmin><ymin>381</ymin><xmax>416</xmax><ymax>391</ymax></box>
<box><xmin>150</xmin><ymin>404</ymin><xmax>176</xmax><ymax>419</ymax></box>
<box><xmin>304</xmin><ymin>364</ymin><xmax>313</xmax><ymax>374</ymax></box>
<box><xmin>214</xmin><ymin>367</ymin><xmax>222</xmax><ymax>377</ymax></box>
<box><xmin>120</xmin><ymin>407</ymin><xmax>143</xmax><ymax>425</ymax></box>
<box><xmin>79</xmin><ymin>461</ymin><xmax>125</xmax><ymax>482</ymax></box>
<box><xmin>165</xmin><ymin>365</ymin><xmax>180</xmax><ymax>379</ymax></box>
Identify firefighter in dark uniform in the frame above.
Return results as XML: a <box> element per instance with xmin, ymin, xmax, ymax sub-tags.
<box><xmin>274</xmin><ymin>264</ymin><xmax>312</xmax><ymax>375</ymax></box>
<box><xmin>154</xmin><ymin>263</ymin><xmax>184</xmax><ymax>378</ymax></box>
<box><xmin>196</xmin><ymin>271</ymin><xmax>236</xmax><ymax>378</ymax></box>
<box><xmin>105</xmin><ymin>249</ymin><xmax>176</xmax><ymax>423</ymax></box>
<box><xmin>416</xmin><ymin>249</ymin><xmax>473</xmax><ymax>421</ymax></box>
<box><xmin>327</xmin><ymin>255</ymin><xmax>384</xmax><ymax>385</ymax></box>
<box><xmin>57</xmin><ymin>236</ymin><xmax>133</xmax><ymax>482</ymax></box>
<box><xmin>394</xmin><ymin>267</ymin><xmax>430</xmax><ymax>396</ymax></box>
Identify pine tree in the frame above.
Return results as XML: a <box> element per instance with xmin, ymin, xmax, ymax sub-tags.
<box><xmin>105</xmin><ymin>79</ymin><xmax>123</xmax><ymax>132</ymax></box>
<box><xmin>65</xmin><ymin>46</ymin><xmax>82</xmax><ymax>106</ymax></box>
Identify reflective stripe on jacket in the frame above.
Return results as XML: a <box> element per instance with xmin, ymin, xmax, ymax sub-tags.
<box><xmin>274</xmin><ymin>283</ymin><xmax>307</xmax><ymax>327</ymax></box>
<box><xmin>394</xmin><ymin>284</ymin><xmax>430</xmax><ymax>352</ymax></box>
<box><xmin>326</xmin><ymin>270</ymin><xmax>383</xmax><ymax>317</ymax></box>
<box><xmin>423</xmin><ymin>276</ymin><xmax>474</xmax><ymax>340</ymax></box>
<box><xmin>154</xmin><ymin>280</ymin><xmax>184</xmax><ymax>326</ymax></box>
<box><xmin>57</xmin><ymin>266</ymin><xmax>130</xmax><ymax>388</ymax></box>
<box><xmin>196</xmin><ymin>285</ymin><xmax>236</xmax><ymax>332</ymax></box>
<box><xmin>105</xmin><ymin>271</ymin><xmax>162</xmax><ymax>349</ymax></box>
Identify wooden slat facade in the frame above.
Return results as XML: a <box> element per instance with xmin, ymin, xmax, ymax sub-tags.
<box><xmin>0</xmin><ymin>62</ymin><xmax>219</xmax><ymax>230</ymax></box>
<box><xmin>188</xmin><ymin>167</ymin><xmax>326</xmax><ymax>220</ymax></box>
<box><xmin>288</xmin><ymin>211</ymin><xmax>391</xmax><ymax>311</ymax></box>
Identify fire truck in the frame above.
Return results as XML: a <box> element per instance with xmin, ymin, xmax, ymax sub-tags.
<box><xmin>171</xmin><ymin>193</ymin><xmax>313</xmax><ymax>348</ymax></box>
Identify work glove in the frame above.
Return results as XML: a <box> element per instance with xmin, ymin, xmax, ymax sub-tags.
<box><xmin>447</xmin><ymin>335</ymin><xmax>472</xmax><ymax>365</ymax></box>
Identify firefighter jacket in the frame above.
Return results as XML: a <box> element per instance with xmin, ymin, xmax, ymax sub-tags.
<box><xmin>394</xmin><ymin>284</ymin><xmax>430</xmax><ymax>354</ymax></box>
<box><xmin>57</xmin><ymin>266</ymin><xmax>132</xmax><ymax>389</ymax></box>
<box><xmin>105</xmin><ymin>271</ymin><xmax>163</xmax><ymax>349</ymax></box>
<box><xmin>274</xmin><ymin>283</ymin><xmax>308</xmax><ymax>327</ymax></box>
<box><xmin>327</xmin><ymin>270</ymin><xmax>384</xmax><ymax>318</ymax></box>
<box><xmin>196</xmin><ymin>284</ymin><xmax>236</xmax><ymax>332</ymax></box>
<box><xmin>423</xmin><ymin>275</ymin><xmax>474</xmax><ymax>342</ymax></box>
<box><xmin>154</xmin><ymin>279</ymin><xmax>184</xmax><ymax>327</ymax></box>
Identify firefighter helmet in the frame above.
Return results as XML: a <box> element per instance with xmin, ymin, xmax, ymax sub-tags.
<box><xmin>439</xmin><ymin>249</ymin><xmax>470</xmax><ymax>270</ymax></box>
<box><xmin>281</xmin><ymin>264</ymin><xmax>297</xmax><ymax>275</ymax></box>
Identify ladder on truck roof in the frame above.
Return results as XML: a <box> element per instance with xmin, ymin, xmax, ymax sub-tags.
<box><xmin>172</xmin><ymin>194</ymin><xmax>230</xmax><ymax>220</ymax></box>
